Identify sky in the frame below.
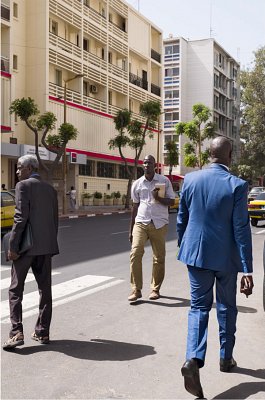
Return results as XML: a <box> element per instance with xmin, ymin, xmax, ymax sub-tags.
<box><xmin>125</xmin><ymin>0</ymin><xmax>265</xmax><ymax>69</ymax></box>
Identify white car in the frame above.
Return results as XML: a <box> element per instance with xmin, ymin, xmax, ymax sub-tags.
<box><xmin>248</xmin><ymin>186</ymin><xmax>265</xmax><ymax>202</ymax></box>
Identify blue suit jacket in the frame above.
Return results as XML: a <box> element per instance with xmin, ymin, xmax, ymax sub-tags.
<box><xmin>177</xmin><ymin>164</ymin><xmax>253</xmax><ymax>273</ymax></box>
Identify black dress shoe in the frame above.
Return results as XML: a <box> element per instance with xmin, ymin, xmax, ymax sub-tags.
<box><xmin>181</xmin><ymin>359</ymin><xmax>204</xmax><ymax>399</ymax></box>
<box><xmin>220</xmin><ymin>357</ymin><xmax>237</xmax><ymax>372</ymax></box>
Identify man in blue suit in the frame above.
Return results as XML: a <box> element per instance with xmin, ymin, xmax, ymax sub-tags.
<box><xmin>177</xmin><ymin>137</ymin><xmax>253</xmax><ymax>398</ymax></box>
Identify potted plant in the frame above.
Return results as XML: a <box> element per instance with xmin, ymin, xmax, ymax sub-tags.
<box><xmin>93</xmin><ymin>191</ymin><xmax>104</xmax><ymax>206</ymax></box>
<box><xmin>104</xmin><ymin>193</ymin><xmax>114</xmax><ymax>206</ymax></box>
<box><xmin>82</xmin><ymin>192</ymin><xmax>93</xmax><ymax>206</ymax></box>
<box><xmin>113</xmin><ymin>191</ymin><xmax>122</xmax><ymax>205</ymax></box>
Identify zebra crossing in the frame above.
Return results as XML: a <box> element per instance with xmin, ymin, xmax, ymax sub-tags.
<box><xmin>1</xmin><ymin>268</ymin><xmax>123</xmax><ymax>324</ymax></box>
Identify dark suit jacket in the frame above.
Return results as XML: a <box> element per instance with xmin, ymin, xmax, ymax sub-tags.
<box><xmin>177</xmin><ymin>164</ymin><xmax>253</xmax><ymax>273</ymax></box>
<box><xmin>9</xmin><ymin>176</ymin><xmax>59</xmax><ymax>256</ymax></box>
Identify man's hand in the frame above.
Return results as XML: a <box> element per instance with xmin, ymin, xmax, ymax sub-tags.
<box><xmin>8</xmin><ymin>250</ymin><xmax>20</xmax><ymax>261</ymax></box>
<box><xmin>152</xmin><ymin>188</ymin><xmax>160</xmax><ymax>201</ymax></box>
<box><xmin>240</xmin><ymin>275</ymin><xmax>254</xmax><ymax>298</ymax></box>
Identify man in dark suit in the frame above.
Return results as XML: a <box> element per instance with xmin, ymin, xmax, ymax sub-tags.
<box><xmin>177</xmin><ymin>137</ymin><xmax>253</xmax><ymax>398</ymax></box>
<box><xmin>3</xmin><ymin>155</ymin><xmax>59</xmax><ymax>350</ymax></box>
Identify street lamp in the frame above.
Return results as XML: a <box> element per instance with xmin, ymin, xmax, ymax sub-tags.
<box><xmin>62</xmin><ymin>73</ymin><xmax>84</xmax><ymax>214</ymax></box>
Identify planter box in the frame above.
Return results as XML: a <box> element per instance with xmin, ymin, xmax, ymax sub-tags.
<box><xmin>113</xmin><ymin>198</ymin><xmax>122</xmax><ymax>205</ymax></box>
<box><xmin>93</xmin><ymin>198</ymin><xmax>104</xmax><ymax>206</ymax></box>
<box><xmin>104</xmin><ymin>198</ymin><xmax>114</xmax><ymax>206</ymax></box>
<box><xmin>83</xmin><ymin>198</ymin><xmax>93</xmax><ymax>206</ymax></box>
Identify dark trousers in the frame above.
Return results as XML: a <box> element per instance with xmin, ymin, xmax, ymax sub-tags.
<box><xmin>186</xmin><ymin>265</ymin><xmax>238</xmax><ymax>367</ymax></box>
<box><xmin>9</xmin><ymin>254</ymin><xmax>52</xmax><ymax>337</ymax></box>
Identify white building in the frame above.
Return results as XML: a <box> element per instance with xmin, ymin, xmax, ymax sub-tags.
<box><xmin>1</xmin><ymin>0</ymin><xmax>162</xmax><ymax>207</ymax></box>
<box><xmin>162</xmin><ymin>36</ymin><xmax>240</xmax><ymax>178</ymax></box>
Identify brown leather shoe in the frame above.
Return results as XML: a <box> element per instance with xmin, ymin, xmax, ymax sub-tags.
<box><xmin>3</xmin><ymin>332</ymin><xmax>24</xmax><ymax>350</ymax></box>
<box><xmin>149</xmin><ymin>290</ymin><xmax>160</xmax><ymax>300</ymax></box>
<box><xmin>128</xmin><ymin>290</ymin><xmax>142</xmax><ymax>302</ymax></box>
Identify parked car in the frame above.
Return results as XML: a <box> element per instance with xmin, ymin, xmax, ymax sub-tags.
<box><xmin>169</xmin><ymin>191</ymin><xmax>181</xmax><ymax>212</ymax></box>
<box><xmin>248</xmin><ymin>192</ymin><xmax>265</xmax><ymax>226</ymax></box>
<box><xmin>248</xmin><ymin>186</ymin><xmax>265</xmax><ymax>202</ymax></box>
<box><xmin>1</xmin><ymin>190</ymin><xmax>15</xmax><ymax>233</ymax></box>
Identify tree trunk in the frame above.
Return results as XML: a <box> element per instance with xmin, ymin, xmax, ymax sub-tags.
<box><xmin>125</xmin><ymin>176</ymin><xmax>133</xmax><ymax>209</ymax></box>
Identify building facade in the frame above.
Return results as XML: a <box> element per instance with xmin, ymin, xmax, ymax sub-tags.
<box><xmin>1</xmin><ymin>0</ymin><xmax>162</xmax><ymax>207</ymax></box>
<box><xmin>162</xmin><ymin>36</ymin><xmax>240</xmax><ymax>177</ymax></box>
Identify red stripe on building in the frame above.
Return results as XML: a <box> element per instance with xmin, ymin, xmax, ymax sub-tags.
<box><xmin>66</xmin><ymin>147</ymin><xmax>143</xmax><ymax>165</ymax></box>
<box><xmin>1</xmin><ymin>71</ymin><xmax>11</xmax><ymax>78</ymax></box>
<box><xmin>1</xmin><ymin>125</ymin><xmax>12</xmax><ymax>132</ymax></box>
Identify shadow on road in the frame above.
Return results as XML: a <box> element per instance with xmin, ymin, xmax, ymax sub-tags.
<box><xmin>213</xmin><ymin>381</ymin><xmax>265</xmax><ymax>399</ymax></box>
<box><xmin>9</xmin><ymin>338</ymin><xmax>156</xmax><ymax>361</ymax></box>
<box><xmin>129</xmin><ymin>296</ymin><xmax>257</xmax><ymax>313</ymax></box>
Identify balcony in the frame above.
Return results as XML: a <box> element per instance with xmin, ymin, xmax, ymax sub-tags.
<box><xmin>49</xmin><ymin>82</ymin><xmax>82</xmax><ymax>105</ymax></box>
<box><xmin>108</xmin><ymin>63</ymin><xmax>127</xmax><ymax>81</ymax></box>
<box><xmin>83</xmin><ymin>50</ymin><xmax>107</xmax><ymax>71</ymax></box>
<box><xmin>151</xmin><ymin>83</ymin><xmax>160</xmax><ymax>97</ymax></box>
<box><xmin>83</xmin><ymin>3</ymin><xmax>107</xmax><ymax>29</ymax></box>
<box><xmin>129</xmin><ymin>72</ymin><xmax>148</xmax><ymax>91</ymax></box>
<box><xmin>1</xmin><ymin>56</ymin><xmax>9</xmax><ymax>73</ymax></box>
<box><xmin>109</xmin><ymin>20</ymin><xmax>128</xmax><ymax>42</ymax></box>
<box><xmin>1</xmin><ymin>3</ymin><xmax>10</xmax><ymax>21</ymax></box>
<box><xmin>49</xmin><ymin>32</ymin><xmax>82</xmax><ymax>59</ymax></box>
<box><xmin>83</xmin><ymin>94</ymin><xmax>107</xmax><ymax>113</ymax></box>
<box><xmin>151</xmin><ymin>49</ymin><xmax>161</xmax><ymax>63</ymax></box>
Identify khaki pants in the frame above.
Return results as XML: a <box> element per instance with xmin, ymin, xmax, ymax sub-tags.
<box><xmin>130</xmin><ymin>222</ymin><xmax>168</xmax><ymax>291</ymax></box>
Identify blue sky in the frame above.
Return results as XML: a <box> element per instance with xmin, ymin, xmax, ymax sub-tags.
<box><xmin>126</xmin><ymin>0</ymin><xmax>265</xmax><ymax>69</ymax></box>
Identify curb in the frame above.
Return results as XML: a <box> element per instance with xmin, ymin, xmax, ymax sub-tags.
<box><xmin>59</xmin><ymin>208</ymin><xmax>131</xmax><ymax>220</ymax></box>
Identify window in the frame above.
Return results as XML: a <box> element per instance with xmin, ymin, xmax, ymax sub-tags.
<box><xmin>83</xmin><ymin>0</ymin><xmax>90</xmax><ymax>6</ymax></box>
<box><xmin>108</xmin><ymin>91</ymin><xmax>112</xmax><ymax>105</ymax></box>
<box><xmin>1</xmin><ymin>192</ymin><xmax>15</xmax><ymax>207</ymax></box>
<box><xmin>83</xmin><ymin>81</ymin><xmax>89</xmax><ymax>96</ymax></box>
<box><xmin>108</xmin><ymin>52</ymin><xmax>112</xmax><ymax>64</ymax></box>
<box><xmin>165</xmin><ymin>67</ymin><xmax>179</xmax><ymax>77</ymax></box>
<box><xmin>165</xmin><ymin>44</ymin><xmax>179</xmax><ymax>55</ymax></box>
<box><xmin>165</xmin><ymin>112</ymin><xmax>179</xmax><ymax>121</ymax></box>
<box><xmin>97</xmin><ymin>162</ymin><xmax>115</xmax><ymax>178</ymax></box>
<box><xmin>119</xmin><ymin>165</ymin><xmax>143</xmax><ymax>179</ymax></box>
<box><xmin>55</xmin><ymin>69</ymin><xmax>62</xmax><ymax>86</ymax></box>
<box><xmin>122</xmin><ymin>59</ymin><xmax>126</xmax><ymax>71</ymax></box>
<box><xmin>109</xmin><ymin>13</ymin><xmax>113</xmax><ymax>22</ymax></box>
<box><xmin>101</xmin><ymin>48</ymin><xmax>105</xmax><ymax>60</ymax></box>
<box><xmin>79</xmin><ymin>160</ymin><xmax>94</xmax><ymax>176</ymax></box>
<box><xmin>13</xmin><ymin>55</ymin><xmax>18</xmax><ymax>70</ymax></box>
<box><xmin>13</xmin><ymin>3</ymin><xmax>18</xmax><ymax>18</ymax></box>
<box><xmin>83</xmin><ymin>38</ymin><xmax>89</xmax><ymax>52</ymax></box>
<box><xmin>51</xmin><ymin>20</ymin><xmax>58</xmax><ymax>35</ymax></box>
<box><xmin>165</xmin><ymin>90</ymin><xmax>179</xmax><ymax>99</ymax></box>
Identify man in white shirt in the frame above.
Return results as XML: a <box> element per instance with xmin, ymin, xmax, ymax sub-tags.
<box><xmin>128</xmin><ymin>155</ymin><xmax>175</xmax><ymax>302</ymax></box>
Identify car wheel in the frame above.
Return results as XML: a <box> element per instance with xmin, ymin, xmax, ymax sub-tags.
<box><xmin>250</xmin><ymin>219</ymin><xmax>258</xmax><ymax>227</ymax></box>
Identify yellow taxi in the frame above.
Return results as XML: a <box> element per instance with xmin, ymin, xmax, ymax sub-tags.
<box><xmin>169</xmin><ymin>191</ymin><xmax>181</xmax><ymax>212</ymax></box>
<box><xmin>248</xmin><ymin>192</ymin><xmax>265</xmax><ymax>227</ymax></box>
<box><xmin>1</xmin><ymin>190</ymin><xmax>15</xmax><ymax>232</ymax></box>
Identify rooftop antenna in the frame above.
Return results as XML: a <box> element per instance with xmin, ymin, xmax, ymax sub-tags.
<box><xmin>210</xmin><ymin>0</ymin><xmax>213</xmax><ymax>37</ymax></box>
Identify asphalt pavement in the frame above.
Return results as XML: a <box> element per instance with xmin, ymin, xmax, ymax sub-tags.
<box><xmin>1</xmin><ymin>214</ymin><xmax>265</xmax><ymax>399</ymax></box>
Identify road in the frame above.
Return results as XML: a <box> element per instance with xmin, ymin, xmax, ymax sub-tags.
<box><xmin>1</xmin><ymin>214</ymin><xmax>265</xmax><ymax>399</ymax></box>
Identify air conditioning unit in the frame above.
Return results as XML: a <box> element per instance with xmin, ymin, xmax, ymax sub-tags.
<box><xmin>90</xmin><ymin>84</ymin><xmax>98</xmax><ymax>93</ymax></box>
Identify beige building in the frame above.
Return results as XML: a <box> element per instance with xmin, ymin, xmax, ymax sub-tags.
<box><xmin>162</xmin><ymin>36</ymin><xmax>240</xmax><ymax>178</ymax></box>
<box><xmin>1</xmin><ymin>0</ymin><xmax>162</xmax><ymax>206</ymax></box>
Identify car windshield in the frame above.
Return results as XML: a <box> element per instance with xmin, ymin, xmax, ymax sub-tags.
<box><xmin>250</xmin><ymin>187</ymin><xmax>265</xmax><ymax>193</ymax></box>
<box><xmin>255</xmin><ymin>193</ymin><xmax>265</xmax><ymax>200</ymax></box>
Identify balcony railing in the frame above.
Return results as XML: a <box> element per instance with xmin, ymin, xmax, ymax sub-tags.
<box><xmin>83</xmin><ymin>94</ymin><xmax>107</xmax><ymax>113</ymax></box>
<box><xmin>1</xmin><ymin>56</ymin><xmax>9</xmax><ymax>73</ymax></box>
<box><xmin>129</xmin><ymin>72</ymin><xmax>148</xmax><ymax>91</ymax></box>
<box><xmin>83</xmin><ymin>50</ymin><xmax>107</xmax><ymax>70</ymax></box>
<box><xmin>1</xmin><ymin>3</ymin><xmax>10</xmax><ymax>21</ymax></box>
<box><xmin>49</xmin><ymin>32</ymin><xmax>82</xmax><ymax>59</ymax></box>
<box><xmin>49</xmin><ymin>82</ymin><xmax>82</xmax><ymax>105</ymax></box>
<box><xmin>108</xmin><ymin>63</ymin><xmax>127</xmax><ymax>81</ymax></box>
<box><xmin>151</xmin><ymin>83</ymin><xmax>161</xmax><ymax>97</ymax></box>
<box><xmin>151</xmin><ymin>49</ymin><xmax>161</xmax><ymax>63</ymax></box>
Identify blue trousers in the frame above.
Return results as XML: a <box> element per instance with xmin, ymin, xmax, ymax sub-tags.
<box><xmin>186</xmin><ymin>265</ymin><xmax>238</xmax><ymax>367</ymax></box>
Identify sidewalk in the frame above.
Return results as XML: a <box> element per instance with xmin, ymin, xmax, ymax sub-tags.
<box><xmin>59</xmin><ymin>205</ymin><xmax>132</xmax><ymax>219</ymax></box>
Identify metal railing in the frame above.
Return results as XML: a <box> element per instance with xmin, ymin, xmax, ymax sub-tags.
<box><xmin>151</xmin><ymin>49</ymin><xmax>161</xmax><ymax>63</ymax></box>
<box><xmin>151</xmin><ymin>83</ymin><xmax>161</xmax><ymax>97</ymax></box>
<box><xmin>129</xmin><ymin>72</ymin><xmax>148</xmax><ymax>91</ymax></box>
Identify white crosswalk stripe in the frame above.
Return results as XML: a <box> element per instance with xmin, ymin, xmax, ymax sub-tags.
<box><xmin>1</xmin><ymin>274</ymin><xmax>123</xmax><ymax>324</ymax></box>
<box><xmin>1</xmin><ymin>271</ymin><xmax>60</xmax><ymax>290</ymax></box>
